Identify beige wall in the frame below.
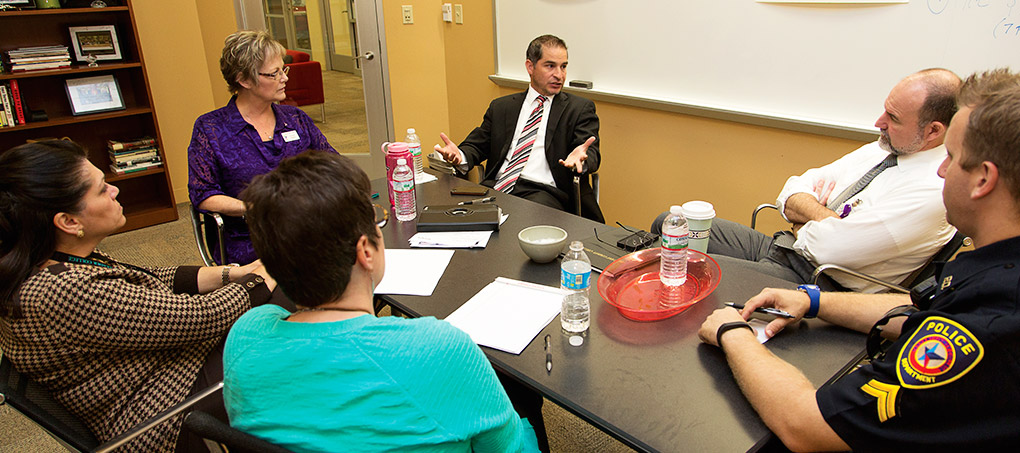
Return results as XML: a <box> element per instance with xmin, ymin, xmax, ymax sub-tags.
<box><xmin>146</xmin><ymin>0</ymin><xmax>867</xmax><ymax>232</ymax></box>
<box><xmin>383</xmin><ymin>0</ymin><xmax>452</xmax><ymax>148</ymax></box>
<box><xmin>382</xmin><ymin>1</ymin><xmax>868</xmax><ymax>231</ymax></box>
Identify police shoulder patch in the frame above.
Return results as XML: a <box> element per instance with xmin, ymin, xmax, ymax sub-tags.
<box><xmin>896</xmin><ymin>316</ymin><xmax>984</xmax><ymax>389</ymax></box>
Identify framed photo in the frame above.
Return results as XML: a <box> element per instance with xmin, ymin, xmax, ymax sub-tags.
<box><xmin>68</xmin><ymin>25</ymin><xmax>122</xmax><ymax>62</ymax></box>
<box><xmin>65</xmin><ymin>75</ymin><xmax>125</xmax><ymax>115</ymax></box>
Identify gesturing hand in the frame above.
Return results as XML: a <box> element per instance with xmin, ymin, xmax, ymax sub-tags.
<box><xmin>558</xmin><ymin>136</ymin><xmax>596</xmax><ymax>173</ymax></box>
<box><xmin>433</xmin><ymin>132</ymin><xmax>463</xmax><ymax>165</ymax></box>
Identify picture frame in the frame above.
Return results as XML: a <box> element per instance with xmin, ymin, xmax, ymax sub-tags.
<box><xmin>68</xmin><ymin>25</ymin><xmax>122</xmax><ymax>62</ymax></box>
<box><xmin>0</xmin><ymin>0</ymin><xmax>33</xmax><ymax>5</ymax></box>
<box><xmin>65</xmin><ymin>74</ymin><xmax>125</xmax><ymax>115</ymax></box>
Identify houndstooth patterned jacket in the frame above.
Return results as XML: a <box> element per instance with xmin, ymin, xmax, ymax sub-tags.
<box><xmin>0</xmin><ymin>251</ymin><xmax>270</xmax><ymax>452</ymax></box>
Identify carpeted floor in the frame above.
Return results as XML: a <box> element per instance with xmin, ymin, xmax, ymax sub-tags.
<box><xmin>0</xmin><ymin>202</ymin><xmax>634</xmax><ymax>452</ymax></box>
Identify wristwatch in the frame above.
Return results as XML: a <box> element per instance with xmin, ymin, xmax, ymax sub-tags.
<box><xmin>222</xmin><ymin>263</ymin><xmax>240</xmax><ymax>286</ymax></box>
<box><xmin>798</xmin><ymin>284</ymin><xmax>821</xmax><ymax>318</ymax></box>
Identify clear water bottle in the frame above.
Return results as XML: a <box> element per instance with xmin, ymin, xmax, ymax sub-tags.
<box><xmin>405</xmin><ymin>128</ymin><xmax>423</xmax><ymax>177</ymax></box>
<box><xmin>561</xmin><ymin>241</ymin><xmax>591</xmax><ymax>333</ymax></box>
<box><xmin>392</xmin><ymin>158</ymin><xmax>417</xmax><ymax>221</ymax></box>
<box><xmin>660</xmin><ymin>205</ymin><xmax>689</xmax><ymax>286</ymax></box>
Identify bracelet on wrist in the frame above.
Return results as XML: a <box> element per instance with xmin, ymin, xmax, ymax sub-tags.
<box><xmin>716</xmin><ymin>321</ymin><xmax>754</xmax><ymax>348</ymax></box>
<box><xmin>222</xmin><ymin>263</ymin><xmax>240</xmax><ymax>286</ymax></box>
<box><xmin>798</xmin><ymin>284</ymin><xmax>821</xmax><ymax>318</ymax></box>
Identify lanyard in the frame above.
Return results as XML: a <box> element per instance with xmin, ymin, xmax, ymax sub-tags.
<box><xmin>50</xmin><ymin>251</ymin><xmax>158</xmax><ymax>279</ymax></box>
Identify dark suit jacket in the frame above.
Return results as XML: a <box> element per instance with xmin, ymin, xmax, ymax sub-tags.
<box><xmin>458</xmin><ymin>91</ymin><xmax>604</xmax><ymax>222</ymax></box>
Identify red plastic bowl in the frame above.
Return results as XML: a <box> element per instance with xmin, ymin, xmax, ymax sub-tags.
<box><xmin>597</xmin><ymin>248</ymin><xmax>721</xmax><ymax>321</ymax></box>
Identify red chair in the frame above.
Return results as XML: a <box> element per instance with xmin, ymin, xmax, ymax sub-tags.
<box><xmin>283</xmin><ymin>50</ymin><xmax>325</xmax><ymax>122</ymax></box>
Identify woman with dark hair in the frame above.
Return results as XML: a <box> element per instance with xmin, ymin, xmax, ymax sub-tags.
<box><xmin>0</xmin><ymin>139</ymin><xmax>278</xmax><ymax>452</ymax></box>
<box><xmin>188</xmin><ymin>30</ymin><xmax>335</xmax><ymax>264</ymax></box>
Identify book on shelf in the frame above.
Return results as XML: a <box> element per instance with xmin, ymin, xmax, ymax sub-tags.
<box><xmin>111</xmin><ymin>151</ymin><xmax>159</xmax><ymax>166</ymax></box>
<box><xmin>9</xmin><ymin>80</ymin><xmax>25</xmax><ymax>125</ymax></box>
<box><xmin>110</xmin><ymin>147</ymin><xmax>158</xmax><ymax>158</ymax></box>
<box><xmin>108</xmin><ymin>137</ymin><xmax>158</xmax><ymax>152</ymax></box>
<box><xmin>5</xmin><ymin>46</ymin><xmax>71</xmax><ymax>73</ymax></box>
<box><xmin>110</xmin><ymin>159</ymin><xmax>163</xmax><ymax>175</ymax></box>
<box><xmin>0</xmin><ymin>85</ymin><xmax>14</xmax><ymax>127</ymax></box>
<box><xmin>0</xmin><ymin>102</ymin><xmax>6</xmax><ymax>128</ymax></box>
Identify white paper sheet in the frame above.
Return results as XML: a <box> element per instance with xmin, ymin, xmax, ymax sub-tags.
<box><xmin>374</xmin><ymin>249</ymin><xmax>454</xmax><ymax>296</ymax></box>
<box><xmin>409</xmin><ymin>231</ymin><xmax>493</xmax><ymax>248</ymax></box>
<box><xmin>445</xmin><ymin>277</ymin><xmax>568</xmax><ymax>354</ymax></box>
<box><xmin>748</xmin><ymin>318</ymin><xmax>772</xmax><ymax>344</ymax></box>
<box><xmin>415</xmin><ymin>172</ymin><xmax>438</xmax><ymax>185</ymax></box>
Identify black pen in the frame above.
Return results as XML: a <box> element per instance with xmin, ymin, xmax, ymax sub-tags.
<box><xmin>544</xmin><ymin>334</ymin><xmax>552</xmax><ymax>374</ymax></box>
<box><xmin>458</xmin><ymin>196</ymin><xmax>496</xmax><ymax>206</ymax></box>
<box><xmin>725</xmin><ymin>302</ymin><xmax>795</xmax><ymax>319</ymax></box>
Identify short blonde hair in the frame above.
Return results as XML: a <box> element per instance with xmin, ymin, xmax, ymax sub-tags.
<box><xmin>219</xmin><ymin>30</ymin><xmax>286</xmax><ymax>95</ymax></box>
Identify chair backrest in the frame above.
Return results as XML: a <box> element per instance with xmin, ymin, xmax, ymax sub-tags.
<box><xmin>901</xmin><ymin>231</ymin><xmax>968</xmax><ymax>289</ymax></box>
<box><xmin>189</xmin><ymin>205</ymin><xmax>226</xmax><ymax>267</ymax></box>
<box><xmin>183</xmin><ymin>410</ymin><xmax>293</xmax><ymax>453</ymax></box>
<box><xmin>0</xmin><ymin>353</ymin><xmax>98</xmax><ymax>452</ymax></box>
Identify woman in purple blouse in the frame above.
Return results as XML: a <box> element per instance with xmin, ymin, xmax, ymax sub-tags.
<box><xmin>188</xmin><ymin>30</ymin><xmax>336</xmax><ymax>264</ymax></box>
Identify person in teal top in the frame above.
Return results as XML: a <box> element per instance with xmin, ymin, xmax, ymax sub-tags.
<box><xmin>225</xmin><ymin>151</ymin><xmax>540</xmax><ymax>452</ymax></box>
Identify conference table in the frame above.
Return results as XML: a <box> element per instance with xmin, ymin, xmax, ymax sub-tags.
<box><xmin>372</xmin><ymin>171</ymin><xmax>865</xmax><ymax>452</ymax></box>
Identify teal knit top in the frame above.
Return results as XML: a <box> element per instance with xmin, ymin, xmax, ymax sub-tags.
<box><xmin>223</xmin><ymin>305</ymin><xmax>539</xmax><ymax>452</ymax></box>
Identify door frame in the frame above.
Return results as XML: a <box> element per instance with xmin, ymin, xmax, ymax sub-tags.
<box><xmin>232</xmin><ymin>0</ymin><xmax>389</xmax><ymax>178</ymax></box>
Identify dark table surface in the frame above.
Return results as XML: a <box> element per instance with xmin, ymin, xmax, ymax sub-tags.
<box><xmin>372</xmin><ymin>171</ymin><xmax>865</xmax><ymax>453</ymax></box>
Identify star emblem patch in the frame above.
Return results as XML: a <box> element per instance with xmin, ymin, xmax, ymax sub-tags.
<box><xmin>897</xmin><ymin>316</ymin><xmax>983</xmax><ymax>389</ymax></box>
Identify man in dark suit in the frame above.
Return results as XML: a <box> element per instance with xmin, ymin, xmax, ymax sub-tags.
<box><xmin>434</xmin><ymin>34</ymin><xmax>604</xmax><ymax>222</ymax></box>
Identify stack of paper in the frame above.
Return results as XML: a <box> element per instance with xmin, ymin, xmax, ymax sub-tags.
<box><xmin>374</xmin><ymin>249</ymin><xmax>454</xmax><ymax>296</ymax></box>
<box><xmin>446</xmin><ymin>277</ymin><xmax>568</xmax><ymax>354</ymax></box>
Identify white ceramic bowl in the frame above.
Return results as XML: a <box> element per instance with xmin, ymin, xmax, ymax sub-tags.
<box><xmin>518</xmin><ymin>225</ymin><xmax>569</xmax><ymax>263</ymax></box>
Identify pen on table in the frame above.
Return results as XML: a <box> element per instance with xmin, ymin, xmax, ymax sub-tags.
<box><xmin>371</xmin><ymin>192</ymin><xmax>379</xmax><ymax>199</ymax></box>
<box><xmin>458</xmin><ymin>196</ymin><xmax>496</xmax><ymax>206</ymax></box>
<box><xmin>725</xmin><ymin>302</ymin><xmax>795</xmax><ymax>319</ymax></box>
<box><xmin>544</xmin><ymin>334</ymin><xmax>552</xmax><ymax>374</ymax></box>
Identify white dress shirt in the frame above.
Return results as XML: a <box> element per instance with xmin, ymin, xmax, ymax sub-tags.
<box><xmin>457</xmin><ymin>86</ymin><xmax>557</xmax><ymax>187</ymax></box>
<box><xmin>776</xmin><ymin>141</ymin><xmax>955</xmax><ymax>293</ymax></box>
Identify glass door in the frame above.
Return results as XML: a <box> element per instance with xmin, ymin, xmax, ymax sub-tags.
<box><xmin>264</xmin><ymin>0</ymin><xmax>312</xmax><ymax>54</ymax></box>
<box><xmin>323</xmin><ymin>0</ymin><xmax>360</xmax><ymax>74</ymax></box>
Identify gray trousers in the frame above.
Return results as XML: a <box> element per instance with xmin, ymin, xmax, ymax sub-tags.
<box><xmin>708</xmin><ymin>218</ymin><xmax>842</xmax><ymax>290</ymax></box>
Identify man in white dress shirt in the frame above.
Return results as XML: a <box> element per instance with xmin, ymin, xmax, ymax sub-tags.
<box><xmin>705</xmin><ymin>69</ymin><xmax>961</xmax><ymax>293</ymax></box>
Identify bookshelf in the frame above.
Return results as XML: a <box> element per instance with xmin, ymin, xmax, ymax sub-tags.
<box><xmin>0</xmin><ymin>1</ymin><xmax>177</xmax><ymax>232</ymax></box>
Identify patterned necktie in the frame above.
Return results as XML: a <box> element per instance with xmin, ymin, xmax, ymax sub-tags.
<box><xmin>827</xmin><ymin>154</ymin><xmax>898</xmax><ymax>210</ymax></box>
<box><xmin>494</xmin><ymin>95</ymin><xmax>547</xmax><ymax>193</ymax></box>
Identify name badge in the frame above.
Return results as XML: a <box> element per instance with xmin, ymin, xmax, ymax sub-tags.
<box><xmin>282</xmin><ymin>130</ymin><xmax>300</xmax><ymax>142</ymax></box>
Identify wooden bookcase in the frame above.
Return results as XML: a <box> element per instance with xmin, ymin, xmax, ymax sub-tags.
<box><xmin>0</xmin><ymin>1</ymin><xmax>177</xmax><ymax>233</ymax></box>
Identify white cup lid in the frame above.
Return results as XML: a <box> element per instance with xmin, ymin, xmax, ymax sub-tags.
<box><xmin>681</xmin><ymin>201</ymin><xmax>715</xmax><ymax>220</ymax></box>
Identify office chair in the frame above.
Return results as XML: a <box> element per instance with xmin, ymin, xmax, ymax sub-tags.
<box><xmin>190</xmin><ymin>204</ymin><xmax>227</xmax><ymax>266</ymax></box>
<box><xmin>0</xmin><ymin>352</ymin><xmax>223</xmax><ymax>453</ymax></box>
<box><xmin>572</xmin><ymin>172</ymin><xmax>600</xmax><ymax>217</ymax></box>
<box><xmin>751</xmin><ymin>203</ymin><xmax>969</xmax><ymax>293</ymax></box>
<box><xmin>183</xmin><ymin>410</ymin><xmax>293</xmax><ymax>453</ymax></box>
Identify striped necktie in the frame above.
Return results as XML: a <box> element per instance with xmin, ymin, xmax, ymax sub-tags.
<box><xmin>494</xmin><ymin>95</ymin><xmax>547</xmax><ymax>193</ymax></box>
<box><xmin>827</xmin><ymin>154</ymin><xmax>898</xmax><ymax>210</ymax></box>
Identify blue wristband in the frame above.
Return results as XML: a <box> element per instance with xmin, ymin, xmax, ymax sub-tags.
<box><xmin>798</xmin><ymin>284</ymin><xmax>821</xmax><ymax>318</ymax></box>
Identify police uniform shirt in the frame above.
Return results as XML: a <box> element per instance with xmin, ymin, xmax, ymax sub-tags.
<box><xmin>815</xmin><ymin>235</ymin><xmax>1020</xmax><ymax>452</ymax></box>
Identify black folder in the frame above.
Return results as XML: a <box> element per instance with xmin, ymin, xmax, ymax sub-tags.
<box><xmin>416</xmin><ymin>204</ymin><xmax>501</xmax><ymax>232</ymax></box>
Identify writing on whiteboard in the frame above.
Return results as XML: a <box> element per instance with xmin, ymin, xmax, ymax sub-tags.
<box><xmin>929</xmin><ymin>0</ymin><xmax>1020</xmax><ymax>39</ymax></box>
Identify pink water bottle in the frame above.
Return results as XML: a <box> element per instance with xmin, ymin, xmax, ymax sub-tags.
<box><xmin>382</xmin><ymin>141</ymin><xmax>411</xmax><ymax>208</ymax></box>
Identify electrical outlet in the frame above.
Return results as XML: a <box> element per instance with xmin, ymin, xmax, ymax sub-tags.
<box><xmin>454</xmin><ymin>4</ymin><xmax>463</xmax><ymax>24</ymax></box>
<box><xmin>401</xmin><ymin>5</ymin><xmax>413</xmax><ymax>24</ymax></box>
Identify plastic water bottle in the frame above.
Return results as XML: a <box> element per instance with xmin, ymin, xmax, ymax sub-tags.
<box><xmin>405</xmin><ymin>128</ymin><xmax>423</xmax><ymax>177</ymax></box>
<box><xmin>561</xmin><ymin>241</ymin><xmax>591</xmax><ymax>333</ymax></box>
<box><xmin>660</xmin><ymin>205</ymin><xmax>689</xmax><ymax>286</ymax></box>
<box><xmin>392</xmin><ymin>158</ymin><xmax>417</xmax><ymax>221</ymax></box>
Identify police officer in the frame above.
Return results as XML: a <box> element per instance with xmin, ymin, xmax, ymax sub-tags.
<box><xmin>698</xmin><ymin>68</ymin><xmax>1020</xmax><ymax>452</ymax></box>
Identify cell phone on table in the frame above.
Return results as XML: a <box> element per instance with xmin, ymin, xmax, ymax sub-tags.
<box><xmin>450</xmin><ymin>187</ymin><xmax>489</xmax><ymax>196</ymax></box>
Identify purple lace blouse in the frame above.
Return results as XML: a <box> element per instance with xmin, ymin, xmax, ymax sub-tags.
<box><xmin>188</xmin><ymin>97</ymin><xmax>335</xmax><ymax>263</ymax></box>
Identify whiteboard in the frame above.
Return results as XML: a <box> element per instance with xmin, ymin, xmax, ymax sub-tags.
<box><xmin>494</xmin><ymin>0</ymin><xmax>1020</xmax><ymax>133</ymax></box>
